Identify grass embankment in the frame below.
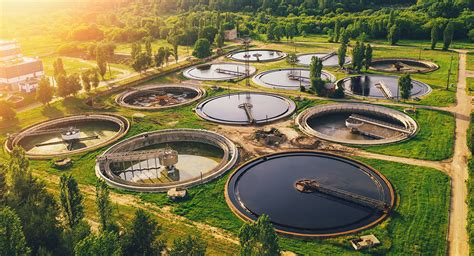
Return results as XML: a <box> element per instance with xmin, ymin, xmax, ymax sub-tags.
<box><xmin>363</xmin><ymin>108</ymin><xmax>455</xmax><ymax>161</ymax></box>
<box><xmin>467</xmin><ymin>113</ymin><xmax>474</xmax><ymax>255</ymax></box>
<box><xmin>467</xmin><ymin>52</ymin><xmax>474</xmax><ymax>71</ymax></box>
<box><xmin>468</xmin><ymin>77</ymin><xmax>474</xmax><ymax>95</ymax></box>
<box><xmin>140</xmin><ymin>158</ymin><xmax>450</xmax><ymax>255</ymax></box>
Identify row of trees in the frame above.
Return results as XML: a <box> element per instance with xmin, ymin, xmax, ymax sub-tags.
<box><xmin>1</xmin><ymin>148</ymin><xmax>282</xmax><ymax>255</ymax></box>
<box><xmin>0</xmin><ymin>148</ymin><xmax>209</xmax><ymax>255</ymax></box>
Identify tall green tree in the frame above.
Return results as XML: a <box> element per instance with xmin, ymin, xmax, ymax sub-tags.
<box><xmin>443</xmin><ymin>22</ymin><xmax>454</xmax><ymax>51</ymax></box>
<box><xmin>215</xmin><ymin>25</ymin><xmax>225</xmax><ymax>48</ymax></box>
<box><xmin>338</xmin><ymin>43</ymin><xmax>347</xmax><ymax>69</ymax></box>
<box><xmin>399</xmin><ymin>74</ymin><xmax>413</xmax><ymax>100</ymax></box>
<box><xmin>81</xmin><ymin>70</ymin><xmax>91</xmax><ymax>92</ymax></box>
<box><xmin>238</xmin><ymin>214</ymin><xmax>279</xmax><ymax>256</ymax></box>
<box><xmin>169</xmin><ymin>234</ymin><xmax>207</xmax><ymax>256</ymax></box>
<box><xmin>123</xmin><ymin>209</ymin><xmax>165</xmax><ymax>256</ymax></box>
<box><xmin>36</xmin><ymin>77</ymin><xmax>54</xmax><ymax>105</ymax></box>
<box><xmin>364</xmin><ymin>44</ymin><xmax>373</xmax><ymax>71</ymax></box>
<box><xmin>74</xmin><ymin>232</ymin><xmax>122</xmax><ymax>256</ymax></box>
<box><xmin>144</xmin><ymin>37</ymin><xmax>153</xmax><ymax>66</ymax></box>
<box><xmin>286</xmin><ymin>53</ymin><xmax>298</xmax><ymax>68</ymax></box>
<box><xmin>5</xmin><ymin>147</ymin><xmax>63</xmax><ymax>255</ymax></box>
<box><xmin>95</xmin><ymin>180</ymin><xmax>116</xmax><ymax>233</ymax></box>
<box><xmin>0</xmin><ymin>101</ymin><xmax>16</xmax><ymax>121</ymax></box>
<box><xmin>0</xmin><ymin>207</ymin><xmax>31</xmax><ymax>256</ymax></box>
<box><xmin>96</xmin><ymin>48</ymin><xmax>108</xmax><ymax>80</ymax></box>
<box><xmin>309</xmin><ymin>56</ymin><xmax>323</xmax><ymax>79</ymax></box>
<box><xmin>59</xmin><ymin>175</ymin><xmax>84</xmax><ymax>229</ymax></box>
<box><xmin>53</xmin><ymin>58</ymin><xmax>66</xmax><ymax>82</ymax></box>
<box><xmin>351</xmin><ymin>41</ymin><xmax>366</xmax><ymax>72</ymax></box>
<box><xmin>154</xmin><ymin>47</ymin><xmax>166</xmax><ymax>68</ymax></box>
<box><xmin>334</xmin><ymin>20</ymin><xmax>341</xmax><ymax>42</ymax></box>
<box><xmin>388</xmin><ymin>24</ymin><xmax>399</xmax><ymax>45</ymax></box>
<box><xmin>91</xmin><ymin>69</ymin><xmax>100</xmax><ymax>89</ymax></box>
<box><xmin>193</xmin><ymin>38</ymin><xmax>212</xmax><ymax>59</ymax></box>
<box><xmin>67</xmin><ymin>74</ymin><xmax>82</xmax><ymax>96</ymax></box>
<box><xmin>431</xmin><ymin>23</ymin><xmax>439</xmax><ymax>50</ymax></box>
<box><xmin>267</xmin><ymin>22</ymin><xmax>277</xmax><ymax>41</ymax></box>
<box><xmin>131</xmin><ymin>43</ymin><xmax>141</xmax><ymax>60</ymax></box>
<box><xmin>285</xmin><ymin>22</ymin><xmax>297</xmax><ymax>42</ymax></box>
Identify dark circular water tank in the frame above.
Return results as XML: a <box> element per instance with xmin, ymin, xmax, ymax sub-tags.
<box><xmin>226</xmin><ymin>151</ymin><xmax>394</xmax><ymax>237</ymax></box>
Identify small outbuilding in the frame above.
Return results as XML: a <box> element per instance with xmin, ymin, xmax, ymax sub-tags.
<box><xmin>350</xmin><ymin>234</ymin><xmax>381</xmax><ymax>250</ymax></box>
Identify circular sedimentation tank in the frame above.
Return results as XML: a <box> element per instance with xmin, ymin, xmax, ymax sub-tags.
<box><xmin>296</xmin><ymin>103</ymin><xmax>418</xmax><ymax>145</ymax></box>
<box><xmin>338</xmin><ymin>74</ymin><xmax>431</xmax><ymax>99</ymax></box>
<box><xmin>95</xmin><ymin>129</ymin><xmax>238</xmax><ymax>192</ymax></box>
<box><xmin>253</xmin><ymin>68</ymin><xmax>335</xmax><ymax>90</ymax></box>
<box><xmin>227</xmin><ymin>49</ymin><xmax>287</xmax><ymax>62</ymax></box>
<box><xmin>5</xmin><ymin>114</ymin><xmax>129</xmax><ymax>159</ymax></box>
<box><xmin>370</xmin><ymin>58</ymin><xmax>439</xmax><ymax>73</ymax></box>
<box><xmin>116</xmin><ymin>84</ymin><xmax>205</xmax><ymax>110</ymax></box>
<box><xmin>226</xmin><ymin>151</ymin><xmax>394</xmax><ymax>237</ymax></box>
<box><xmin>183</xmin><ymin>62</ymin><xmax>256</xmax><ymax>81</ymax></box>
<box><xmin>297</xmin><ymin>52</ymin><xmax>352</xmax><ymax>67</ymax></box>
<box><xmin>195</xmin><ymin>92</ymin><xmax>296</xmax><ymax>125</ymax></box>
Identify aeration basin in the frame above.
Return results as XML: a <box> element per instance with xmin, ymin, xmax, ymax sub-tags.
<box><xmin>96</xmin><ymin>129</ymin><xmax>238</xmax><ymax>192</ymax></box>
<box><xmin>338</xmin><ymin>74</ymin><xmax>431</xmax><ymax>99</ymax></box>
<box><xmin>116</xmin><ymin>84</ymin><xmax>205</xmax><ymax>110</ymax></box>
<box><xmin>195</xmin><ymin>92</ymin><xmax>296</xmax><ymax>125</ymax></box>
<box><xmin>226</xmin><ymin>151</ymin><xmax>394</xmax><ymax>237</ymax></box>
<box><xmin>296</xmin><ymin>103</ymin><xmax>418</xmax><ymax>145</ymax></box>
<box><xmin>227</xmin><ymin>49</ymin><xmax>287</xmax><ymax>62</ymax></box>
<box><xmin>370</xmin><ymin>58</ymin><xmax>439</xmax><ymax>73</ymax></box>
<box><xmin>183</xmin><ymin>62</ymin><xmax>256</xmax><ymax>81</ymax></box>
<box><xmin>5</xmin><ymin>114</ymin><xmax>129</xmax><ymax>159</ymax></box>
<box><xmin>253</xmin><ymin>68</ymin><xmax>335</xmax><ymax>90</ymax></box>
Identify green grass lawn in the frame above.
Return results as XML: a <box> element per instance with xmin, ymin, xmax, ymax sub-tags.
<box><xmin>467</xmin><ymin>52</ymin><xmax>474</xmax><ymax>71</ymax></box>
<box><xmin>467</xmin><ymin>114</ymin><xmax>474</xmax><ymax>255</ymax></box>
<box><xmin>41</xmin><ymin>55</ymin><xmax>124</xmax><ymax>80</ymax></box>
<box><xmin>468</xmin><ymin>77</ymin><xmax>474</xmax><ymax>95</ymax></box>
<box><xmin>363</xmin><ymin>108</ymin><xmax>455</xmax><ymax>161</ymax></box>
<box><xmin>0</xmin><ymin>36</ymin><xmax>457</xmax><ymax>254</ymax></box>
<box><xmin>140</xmin><ymin>157</ymin><xmax>450</xmax><ymax>255</ymax></box>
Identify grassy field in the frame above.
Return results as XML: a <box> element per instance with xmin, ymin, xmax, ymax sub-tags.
<box><xmin>363</xmin><ymin>108</ymin><xmax>455</xmax><ymax>161</ymax></box>
<box><xmin>41</xmin><ymin>56</ymin><xmax>125</xmax><ymax>80</ymax></box>
<box><xmin>467</xmin><ymin>52</ymin><xmax>474</xmax><ymax>71</ymax></box>
<box><xmin>0</xmin><ymin>35</ymin><xmax>460</xmax><ymax>255</ymax></box>
<box><xmin>140</xmin><ymin>157</ymin><xmax>450</xmax><ymax>255</ymax></box>
<box><xmin>467</xmin><ymin>114</ymin><xmax>474</xmax><ymax>255</ymax></box>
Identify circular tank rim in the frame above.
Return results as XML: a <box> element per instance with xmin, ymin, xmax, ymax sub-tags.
<box><xmin>296</xmin><ymin>52</ymin><xmax>352</xmax><ymax>67</ymax></box>
<box><xmin>182</xmin><ymin>62</ymin><xmax>257</xmax><ymax>81</ymax></box>
<box><xmin>252</xmin><ymin>68</ymin><xmax>336</xmax><ymax>90</ymax></box>
<box><xmin>115</xmin><ymin>84</ymin><xmax>206</xmax><ymax>110</ymax></box>
<box><xmin>195</xmin><ymin>92</ymin><xmax>297</xmax><ymax>126</ymax></box>
<box><xmin>95</xmin><ymin>128</ymin><xmax>239</xmax><ymax>193</ymax></box>
<box><xmin>5</xmin><ymin>113</ymin><xmax>130</xmax><ymax>160</ymax></box>
<box><xmin>369</xmin><ymin>58</ymin><xmax>439</xmax><ymax>74</ymax></box>
<box><xmin>336</xmin><ymin>74</ymin><xmax>432</xmax><ymax>99</ymax></box>
<box><xmin>295</xmin><ymin>103</ymin><xmax>419</xmax><ymax>145</ymax></box>
<box><xmin>224</xmin><ymin>150</ymin><xmax>395</xmax><ymax>238</ymax></box>
<box><xmin>226</xmin><ymin>49</ymin><xmax>288</xmax><ymax>62</ymax></box>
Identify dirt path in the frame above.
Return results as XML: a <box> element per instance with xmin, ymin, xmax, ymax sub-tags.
<box><xmin>447</xmin><ymin>50</ymin><xmax>471</xmax><ymax>256</ymax></box>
